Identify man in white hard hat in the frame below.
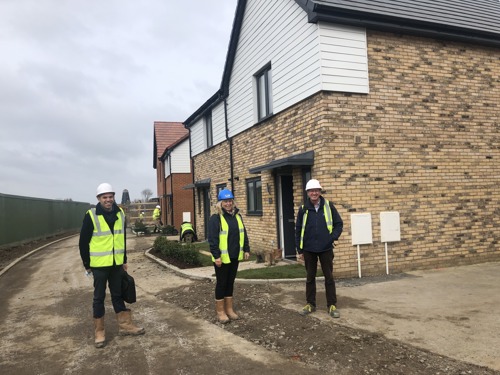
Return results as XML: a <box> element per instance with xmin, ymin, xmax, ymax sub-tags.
<box><xmin>79</xmin><ymin>183</ymin><xmax>145</xmax><ymax>348</ymax></box>
<box><xmin>295</xmin><ymin>179</ymin><xmax>343</xmax><ymax>318</ymax></box>
<box><xmin>152</xmin><ymin>204</ymin><xmax>161</xmax><ymax>233</ymax></box>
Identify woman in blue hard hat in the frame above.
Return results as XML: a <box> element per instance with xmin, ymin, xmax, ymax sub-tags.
<box><xmin>207</xmin><ymin>189</ymin><xmax>250</xmax><ymax>323</ymax></box>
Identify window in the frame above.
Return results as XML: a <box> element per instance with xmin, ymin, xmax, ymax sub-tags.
<box><xmin>246</xmin><ymin>178</ymin><xmax>263</xmax><ymax>215</ymax></box>
<box><xmin>255</xmin><ymin>65</ymin><xmax>272</xmax><ymax>121</ymax></box>
<box><xmin>205</xmin><ymin>112</ymin><xmax>213</xmax><ymax>148</ymax></box>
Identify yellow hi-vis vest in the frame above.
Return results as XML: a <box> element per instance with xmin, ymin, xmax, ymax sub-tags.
<box><xmin>299</xmin><ymin>200</ymin><xmax>333</xmax><ymax>250</ymax></box>
<box><xmin>88</xmin><ymin>208</ymin><xmax>125</xmax><ymax>267</ymax></box>
<box><xmin>212</xmin><ymin>214</ymin><xmax>245</xmax><ymax>264</ymax></box>
<box><xmin>181</xmin><ymin>222</ymin><xmax>194</xmax><ymax>237</ymax></box>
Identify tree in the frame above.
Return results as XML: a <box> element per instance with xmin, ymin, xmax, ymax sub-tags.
<box><xmin>141</xmin><ymin>188</ymin><xmax>153</xmax><ymax>202</ymax></box>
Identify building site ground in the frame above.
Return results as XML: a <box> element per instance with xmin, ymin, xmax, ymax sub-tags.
<box><xmin>0</xmin><ymin>233</ymin><xmax>498</xmax><ymax>374</ymax></box>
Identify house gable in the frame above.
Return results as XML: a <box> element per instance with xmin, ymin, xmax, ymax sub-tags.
<box><xmin>153</xmin><ymin>122</ymin><xmax>187</xmax><ymax>169</ymax></box>
<box><xmin>186</xmin><ymin>0</ymin><xmax>371</xmax><ymax>154</ymax></box>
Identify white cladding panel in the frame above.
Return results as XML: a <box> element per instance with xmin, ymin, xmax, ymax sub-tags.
<box><xmin>212</xmin><ymin>101</ymin><xmax>226</xmax><ymax>145</ymax></box>
<box><xmin>226</xmin><ymin>0</ymin><xmax>321</xmax><ymax>138</ymax></box>
<box><xmin>190</xmin><ymin>118</ymin><xmax>205</xmax><ymax>157</ymax></box>
<box><xmin>225</xmin><ymin>0</ymin><xmax>369</xmax><ymax>139</ymax></box>
<box><xmin>170</xmin><ymin>139</ymin><xmax>191</xmax><ymax>174</ymax></box>
<box><xmin>319</xmin><ymin>23</ymin><xmax>369</xmax><ymax>93</ymax></box>
<box><xmin>163</xmin><ymin>158</ymin><xmax>170</xmax><ymax>178</ymax></box>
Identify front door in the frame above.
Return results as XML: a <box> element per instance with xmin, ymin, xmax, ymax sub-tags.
<box><xmin>278</xmin><ymin>175</ymin><xmax>296</xmax><ymax>258</ymax></box>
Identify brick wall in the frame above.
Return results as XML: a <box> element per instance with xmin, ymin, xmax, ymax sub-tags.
<box><xmin>192</xmin><ymin>31</ymin><xmax>500</xmax><ymax>277</ymax></box>
<box><xmin>171</xmin><ymin>173</ymin><xmax>194</xmax><ymax>230</ymax></box>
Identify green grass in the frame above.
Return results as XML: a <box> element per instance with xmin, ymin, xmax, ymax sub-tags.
<box><xmin>237</xmin><ymin>263</ymin><xmax>324</xmax><ymax>279</ymax></box>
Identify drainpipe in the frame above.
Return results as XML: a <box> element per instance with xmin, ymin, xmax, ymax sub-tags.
<box><xmin>168</xmin><ymin>152</ymin><xmax>174</xmax><ymax>227</ymax></box>
<box><xmin>187</xmin><ymin>126</ymin><xmax>196</xmax><ymax>229</ymax></box>
<box><xmin>224</xmin><ymin>99</ymin><xmax>235</xmax><ymax>191</ymax></box>
<box><xmin>160</xmin><ymin>157</ymin><xmax>166</xmax><ymax>225</ymax></box>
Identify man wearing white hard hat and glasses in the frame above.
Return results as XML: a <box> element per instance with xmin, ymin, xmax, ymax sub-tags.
<box><xmin>295</xmin><ymin>179</ymin><xmax>343</xmax><ymax>318</ymax></box>
<box><xmin>79</xmin><ymin>183</ymin><xmax>145</xmax><ymax>348</ymax></box>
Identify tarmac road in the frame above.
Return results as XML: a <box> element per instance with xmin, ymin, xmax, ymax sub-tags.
<box><xmin>0</xmin><ymin>236</ymin><xmax>317</xmax><ymax>375</ymax></box>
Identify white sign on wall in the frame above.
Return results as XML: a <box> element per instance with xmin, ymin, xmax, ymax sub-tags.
<box><xmin>380</xmin><ymin>211</ymin><xmax>401</xmax><ymax>242</ymax></box>
<box><xmin>351</xmin><ymin>213</ymin><xmax>373</xmax><ymax>245</ymax></box>
<box><xmin>183</xmin><ymin>212</ymin><xmax>191</xmax><ymax>223</ymax></box>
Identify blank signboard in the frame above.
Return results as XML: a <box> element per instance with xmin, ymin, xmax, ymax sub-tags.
<box><xmin>351</xmin><ymin>213</ymin><xmax>373</xmax><ymax>245</ymax></box>
<box><xmin>380</xmin><ymin>211</ymin><xmax>401</xmax><ymax>242</ymax></box>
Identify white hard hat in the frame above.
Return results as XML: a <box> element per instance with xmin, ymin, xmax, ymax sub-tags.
<box><xmin>96</xmin><ymin>183</ymin><xmax>115</xmax><ymax>197</ymax></box>
<box><xmin>156</xmin><ymin>205</ymin><xmax>161</xmax><ymax>208</ymax></box>
<box><xmin>305</xmin><ymin>179</ymin><xmax>322</xmax><ymax>191</ymax></box>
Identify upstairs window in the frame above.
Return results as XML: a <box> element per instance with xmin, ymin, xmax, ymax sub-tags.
<box><xmin>255</xmin><ymin>64</ymin><xmax>272</xmax><ymax>121</ymax></box>
<box><xmin>205</xmin><ymin>112</ymin><xmax>213</xmax><ymax>148</ymax></box>
<box><xmin>246</xmin><ymin>177</ymin><xmax>262</xmax><ymax>215</ymax></box>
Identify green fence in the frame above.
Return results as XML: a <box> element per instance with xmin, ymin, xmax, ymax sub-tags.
<box><xmin>0</xmin><ymin>193</ymin><xmax>91</xmax><ymax>248</ymax></box>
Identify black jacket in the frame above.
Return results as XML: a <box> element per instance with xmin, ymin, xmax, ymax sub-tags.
<box><xmin>79</xmin><ymin>202</ymin><xmax>127</xmax><ymax>269</ymax></box>
<box><xmin>295</xmin><ymin>196</ymin><xmax>343</xmax><ymax>254</ymax></box>
<box><xmin>207</xmin><ymin>208</ymin><xmax>250</xmax><ymax>260</ymax></box>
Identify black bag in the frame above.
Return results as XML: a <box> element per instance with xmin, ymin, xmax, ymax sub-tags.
<box><xmin>121</xmin><ymin>271</ymin><xmax>136</xmax><ymax>304</ymax></box>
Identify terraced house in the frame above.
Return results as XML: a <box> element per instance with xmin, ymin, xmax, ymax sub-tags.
<box><xmin>183</xmin><ymin>0</ymin><xmax>500</xmax><ymax>278</ymax></box>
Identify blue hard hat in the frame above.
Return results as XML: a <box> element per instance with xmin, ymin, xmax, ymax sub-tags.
<box><xmin>218</xmin><ymin>189</ymin><xmax>234</xmax><ymax>201</ymax></box>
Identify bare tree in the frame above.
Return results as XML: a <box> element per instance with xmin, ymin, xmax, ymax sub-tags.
<box><xmin>141</xmin><ymin>188</ymin><xmax>153</xmax><ymax>202</ymax></box>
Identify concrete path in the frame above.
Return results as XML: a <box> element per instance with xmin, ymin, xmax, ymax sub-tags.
<box><xmin>274</xmin><ymin>263</ymin><xmax>500</xmax><ymax>371</ymax></box>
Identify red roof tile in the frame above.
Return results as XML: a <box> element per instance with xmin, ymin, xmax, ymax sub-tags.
<box><xmin>153</xmin><ymin>122</ymin><xmax>188</xmax><ymax>168</ymax></box>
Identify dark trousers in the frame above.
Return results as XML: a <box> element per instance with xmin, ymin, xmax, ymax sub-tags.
<box><xmin>213</xmin><ymin>260</ymin><xmax>239</xmax><ymax>300</ymax></box>
<box><xmin>303</xmin><ymin>250</ymin><xmax>337</xmax><ymax>308</ymax></box>
<box><xmin>92</xmin><ymin>266</ymin><xmax>127</xmax><ymax>318</ymax></box>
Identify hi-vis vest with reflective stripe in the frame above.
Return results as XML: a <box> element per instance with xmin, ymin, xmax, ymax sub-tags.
<box><xmin>88</xmin><ymin>208</ymin><xmax>125</xmax><ymax>267</ymax></box>
<box><xmin>299</xmin><ymin>200</ymin><xmax>333</xmax><ymax>250</ymax></box>
<box><xmin>181</xmin><ymin>222</ymin><xmax>194</xmax><ymax>237</ymax></box>
<box><xmin>213</xmin><ymin>214</ymin><xmax>244</xmax><ymax>264</ymax></box>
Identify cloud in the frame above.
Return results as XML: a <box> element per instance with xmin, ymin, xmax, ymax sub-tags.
<box><xmin>0</xmin><ymin>0</ymin><xmax>237</xmax><ymax>203</ymax></box>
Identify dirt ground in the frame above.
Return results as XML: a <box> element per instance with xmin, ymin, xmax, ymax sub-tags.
<box><xmin>0</xmin><ymin>232</ymin><xmax>78</xmax><ymax>272</ymax></box>
<box><xmin>1</xmin><ymin>234</ymin><xmax>498</xmax><ymax>374</ymax></box>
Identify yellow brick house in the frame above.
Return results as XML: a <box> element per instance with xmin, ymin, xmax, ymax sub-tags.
<box><xmin>183</xmin><ymin>0</ymin><xmax>500</xmax><ymax>278</ymax></box>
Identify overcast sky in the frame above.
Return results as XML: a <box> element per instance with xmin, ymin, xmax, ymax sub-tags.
<box><xmin>0</xmin><ymin>0</ymin><xmax>237</xmax><ymax>204</ymax></box>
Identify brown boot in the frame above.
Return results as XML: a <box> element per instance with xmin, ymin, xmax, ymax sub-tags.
<box><xmin>94</xmin><ymin>317</ymin><xmax>106</xmax><ymax>348</ymax></box>
<box><xmin>116</xmin><ymin>309</ymin><xmax>145</xmax><ymax>336</ymax></box>
<box><xmin>224</xmin><ymin>297</ymin><xmax>239</xmax><ymax>320</ymax></box>
<box><xmin>215</xmin><ymin>299</ymin><xmax>230</xmax><ymax>324</ymax></box>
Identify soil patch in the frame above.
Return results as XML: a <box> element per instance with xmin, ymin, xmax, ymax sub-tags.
<box><xmin>149</xmin><ymin>247</ymin><xmax>202</xmax><ymax>269</ymax></box>
<box><xmin>163</xmin><ymin>279</ymin><xmax>498</xmax><ymax>374</ymax></box>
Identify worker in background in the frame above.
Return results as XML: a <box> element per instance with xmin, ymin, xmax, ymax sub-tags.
<box><xmin>79</xmin><ymin>182</ymin><xmax>145</xmax><ymax>348</ymax></box>
<box><xmin>152</xmin><ymin>205</ymin><xmax>161</xmax><ymax>233</ymax></box>
<box><xmin>180</xmin><ymin>221</ymin><xmax>197</xmax><ymax>243</ymax></box>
